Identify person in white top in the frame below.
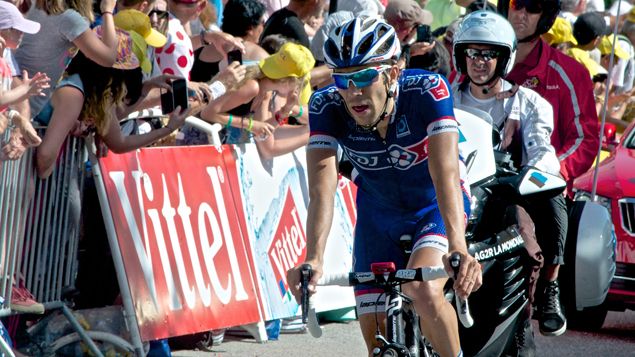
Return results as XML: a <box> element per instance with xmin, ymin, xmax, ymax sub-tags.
<box><xmin>452</xmin><ymin>11</ymin><xmax>566</xmax><ymax>357</ymax></box>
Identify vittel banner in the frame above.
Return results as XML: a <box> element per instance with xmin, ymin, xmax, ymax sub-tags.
<box><xmin>98</xmin><ymin>146</ymin><xmax>261</xmax><ymax>341</ymax></box>
<box><xmin>97</xmin><ymin>144</ymin><xmax>358</xmax><ymax>341</ymax></box>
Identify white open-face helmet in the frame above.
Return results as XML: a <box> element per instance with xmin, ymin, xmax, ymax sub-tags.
<box><xmin>323</xmin><ymin>16</ymin><xmax>401</xmax><ymax>69</ymax></box>
<box><xmin>452</xmin><ymin>11</ymin><xmax>517</xmax><ymax>78</ymax></box>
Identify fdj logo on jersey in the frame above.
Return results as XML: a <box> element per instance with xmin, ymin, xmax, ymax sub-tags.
<box><xmin>344</xmin><ymin>138</ymin><xmax>429</xmax><ymax>170</ymax></box>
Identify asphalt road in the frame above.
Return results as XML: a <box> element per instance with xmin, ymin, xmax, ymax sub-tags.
<box><xmin>172</xmin><ymin>310</ymin><xmax>635</xmax><ymax>356</ymax></box>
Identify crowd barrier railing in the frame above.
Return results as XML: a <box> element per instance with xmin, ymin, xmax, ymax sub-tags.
<box><xmin>0</xmin><ymin>127</ymin><xmax>111</xmax><ymax>357</ymax></box>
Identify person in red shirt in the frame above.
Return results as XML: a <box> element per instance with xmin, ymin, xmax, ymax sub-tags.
<box><xmin>497</xmin><ymin>0</ymin><xmax>600</xmax><ymax>355</ymax></box>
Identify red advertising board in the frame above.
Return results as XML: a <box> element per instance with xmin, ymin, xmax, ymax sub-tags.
<box><xmin>98</xmin><ymin>145</ymin><xmax>261</xmax><ymax>340</ymax></box>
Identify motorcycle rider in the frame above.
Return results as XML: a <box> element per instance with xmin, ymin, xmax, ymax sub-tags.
<box><xmin>286</xmin><ymin>16</ymin><xmax>483</xmax><ymax>357</ymax></box>
<box><xmin>452</xmin><ymin>10</ymin><xmax>562</xmax><ymax>356</ymax></box>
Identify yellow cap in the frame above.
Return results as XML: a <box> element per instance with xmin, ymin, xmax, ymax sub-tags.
<box><xmin>598</xmin><ymin>34</ymin><xmax>630</xmax><ymax>60</ymax></box>
<box><xmin>128</xmin><ymin>30</ymin><xmax>152</xmax><ymax>74</ymax></box>
<box><xmin>115</xmin><ymin>9</ymin><xmax>167</xmax><ymax>48</ymax></box>
<box><xmin>544</xmin><ymin>17</ymin><xmax>577</xmax><ymax>46</ymax></box>
<box><xmin>627</xmin><ymin>7</ymin><xmax>635</xmax><ymax>23</ymax></box>
<box><xmin>566</xmin><ymin>47</ymin><xmax>607</xmax><ymax>77</ymax></box>
<box><xmin>259</xmin><ymin>43</ymin><xmax>316</xmax><ymax>104</ymax></box>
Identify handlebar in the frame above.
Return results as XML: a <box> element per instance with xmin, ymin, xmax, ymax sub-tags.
<box><xmin>300</xmin><ymin>255</ymin><xmax>474</xmax><ymax>338</ymax></box>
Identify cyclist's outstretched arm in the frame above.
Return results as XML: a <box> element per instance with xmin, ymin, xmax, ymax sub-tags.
<box><xmin>287</xmin><ymin>148</ymin><xmax>339</xmax><ymax>303</ymax></box>
<box><xmin>428</xmin><ymin>131</ymin><xmax>482</xmax><ymax>298</ymax></box>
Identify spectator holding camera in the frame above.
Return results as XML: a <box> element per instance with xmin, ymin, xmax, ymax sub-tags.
<box><xmin>201</xmin><ymin>42</ymin><xmax>314</xmax><ymax>159</ymax></box>
<box><xmin>384</xmin><ymin>0</ymin><xmax>451</xmax><ymax>75</ymax></box>
<box><xmin>36</xmin><ymin>28</ymin><xmax>189</xmax><ymax>179</ymax></box>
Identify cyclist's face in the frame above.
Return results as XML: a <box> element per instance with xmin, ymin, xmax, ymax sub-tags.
<box><xmin>464</xmin><ymin>45</ymin><xmax>499</xmax><ymax>85</ymax></box>
<box><xmin>334</xmin><ymin>64</ymin><xmax>398</xmax><ymax>126</ymax></box>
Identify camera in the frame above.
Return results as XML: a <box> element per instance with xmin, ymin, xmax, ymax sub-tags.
<box><xmin>416</xmin><ymin>25</ymin><xmax>433</xmax><ymax>44</ymax></box>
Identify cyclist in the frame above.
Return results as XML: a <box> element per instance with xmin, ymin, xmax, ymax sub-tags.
<box><xmin>451</xmin><ymin>10</ymin><xmax>562</xmax><ymax>356</ymax></box>
<box><xmin>286</xmin><ymin>17</ymin><xmax>482</xmax><ymax>357</ymax></box>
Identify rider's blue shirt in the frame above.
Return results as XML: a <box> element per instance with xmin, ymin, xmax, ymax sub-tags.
<box><xmin>308</xmin><ymin>69</ymin><xmax>459</xmax><ymax>212</ymax></box>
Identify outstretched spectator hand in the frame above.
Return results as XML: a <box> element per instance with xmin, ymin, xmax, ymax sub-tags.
<box><xmin>166</xmin><ymin>105</ymin><xmax>192</xmax><ymax>132</ymax></box>
<box><xmin>187</xmin><ymin>81</ymin><xmax>213</xmax><ymax>103</ymax></box>
<box><xmin>100</xmin><ymin>0</ymin><xmax>117</xmax><ymax>13</ymax></box>
<box><xmin>213</xmin><ymin>62</ymin><xmax>247</xmax><ymax>91</ymax></box>
<box><xmin>409</xmin><ymin>40</ymin><xmax>436</xmax><ymax>57</ymax></box>
<box><xmin>0</xmin><ymin>113</ymin><xmax>7</xmax><ymax>136</ymax></box>
<box><xmin>21</xmin><ymin>71</ymin><xmax>50</xmax><ymax>97</ymax></box>
<box><xmin>11</xmin><ymin>113</ymin><xmax>41</xmax><ymax>147</ymax></box>
<box><xmin>141</xmin><ymin>74</ymin><xmax>182</xmax><ymax>96</ymax></box>
<box><xmin>1</xmin><ymin>128</ymin><xmax>28</xmax><ymax>161</ymax></box>
<box><xmin>251</xmin><ymin>120</ymin><xmax>275</xmax><ymax>141</ymax></box>
<box><xmin>207</xmin><ymin>31</ymin><xmax>246</xmax><ymax>56</ymax></box>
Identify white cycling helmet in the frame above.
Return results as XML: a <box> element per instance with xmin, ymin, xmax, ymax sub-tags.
<box><xmin>323</xmin><ymin>16</ymin><xmax>401</xmax><ymax>69</ymax></box>
<box><xmin>453</xmin><ymin>11</ymin><xmax>517</xmax><ymax>78</ymax></box>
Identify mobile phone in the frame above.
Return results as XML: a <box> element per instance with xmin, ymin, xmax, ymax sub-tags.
<box><xmin>227</xmin><ymin>49</ymin><xmax>243</xmax><ymax>65</ymax></box>
<box><xmin>160</xmin><ymin>78</ymin><xmax>189</xmax><ymax>114</ymax></box>
<box><xmin>416</xmin><ymin>24</ymin><xmax>433</xmax><ymax>44</ymax></box>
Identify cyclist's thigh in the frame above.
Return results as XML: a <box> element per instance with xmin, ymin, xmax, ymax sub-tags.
<box><xmin>410</xmin><ymin>189</ymin><xmax>471</xmax><ymax>256</ymax></box>
<box><xmin>353</xmin><ymin>197</ymin><xmax>417</xmax><ymax>316</ymax></box>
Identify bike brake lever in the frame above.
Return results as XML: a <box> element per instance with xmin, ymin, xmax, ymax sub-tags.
<box><xmin>449</xmin><ymin>253</ymin><xmax>475</xmax><ymax>328</ymax></box>
<box><xmin>300</xmin><ymin>264</ymin><xmax>312</xmax><ymax>324</ymax></box>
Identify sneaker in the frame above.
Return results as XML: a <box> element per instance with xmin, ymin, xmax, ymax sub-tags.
<box><xmin>513</xmin><ymin>319</ymin><xmax>536</xmax><ymax>357</ymax></box>
<box><xmin>538</xmin><ymin>280</ymin><xmax>567</xmax><ymax>336</ymax></box>
<box><xmin>10</xmin><ymin>286</ymin><xmax>44</xmax><ymax>314</ymax></box>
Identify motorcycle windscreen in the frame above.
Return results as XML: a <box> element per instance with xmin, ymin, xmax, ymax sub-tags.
<box><xmin>455</xmin><ymin>106</ymin><xmax>497</xmax><ymax>186</ymax></box>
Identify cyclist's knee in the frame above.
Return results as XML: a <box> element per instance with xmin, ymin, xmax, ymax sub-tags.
<box><xmin>403</xmin><ymin>280</ymin><xmax>446</xmax><ymax>315</ymax></box>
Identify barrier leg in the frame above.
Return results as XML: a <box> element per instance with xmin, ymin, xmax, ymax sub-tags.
<box><xmin>55</xmin><ymin>303</ymin><xmax>104</xmax><ymax>357</ymax></box>
<box><xmin>0</xmin><ymin>334</ymin><xmax>15</xmax><ymax>357</ymax></box>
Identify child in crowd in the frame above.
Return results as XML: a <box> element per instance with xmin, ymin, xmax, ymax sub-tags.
<box><xmin>201</xmin><ymin>42</ymin><xmax>313</xmax><ymax>159</ymax></box>
<box><xmin>0</xmin><ymin>1</ymin><xmax>48</xmax><ymax>157</ymax></box>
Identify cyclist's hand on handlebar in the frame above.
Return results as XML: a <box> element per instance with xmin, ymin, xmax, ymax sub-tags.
<box><xmin>443</xmin><ymin>251</ymin><xmax>482</xmax><ymax>300</ymax></box>
<box><xmin>286</xmin><ymin>261</ymin><xmax>323</xmax><ymax>304</ymax></box>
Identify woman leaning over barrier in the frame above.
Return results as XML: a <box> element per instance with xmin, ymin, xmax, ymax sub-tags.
<box><xmin>36</xmin><ymin>27</ymin><xmax>190</xmax><ymax>179</ymax></box>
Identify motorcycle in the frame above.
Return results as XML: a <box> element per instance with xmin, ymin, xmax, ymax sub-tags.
<box><xmin>453</xmin><ymin>106</ymin><xmax>566</xmax><ymax>356</ymax></box>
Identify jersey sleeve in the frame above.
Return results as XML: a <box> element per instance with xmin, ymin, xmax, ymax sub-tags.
<box><xmin>413</xmin><ymin>73</ymin><xmax>458</xmax><ymax>137</ymax></box>
<box><xmin>307</xmin><ymin>86</ymin><xmax>341</xmax><ymax>151</ymax></box>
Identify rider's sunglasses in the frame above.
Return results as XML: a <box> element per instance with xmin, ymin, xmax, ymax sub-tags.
<box><xmin>509</xmin><ymin>0</ymin><xmax>543</xmax><ymax>14</ymax></box>
<box><xmin>464</xmin><ymin>48</ymin><xmax>501</xmax><ymax>62</ymax></box>
<box><xmin>332</xmin><ymin>65</ymin><xmax>392</xmax><ymax>90</ymax></box>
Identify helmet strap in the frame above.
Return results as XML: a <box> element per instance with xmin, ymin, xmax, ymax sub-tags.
<box><xmin>355</xmin><ymin>74</ymin><xmax>395</xmax><ymax>132</ymax></box>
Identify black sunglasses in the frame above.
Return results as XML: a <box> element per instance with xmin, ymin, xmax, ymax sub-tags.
<box><xmin>149</xmin><ymin>9</ymin><xmax>169</xmax><ymax>19</ymax></box>
<box><xmin>509</xmin><ymin>0</ymin><xmax>543</xmax><ymax>14</ymax></box>
<box><xmin>464</xmin><ymin>48</ymin><xmax>501</xmax><ymax>61</ymax></box>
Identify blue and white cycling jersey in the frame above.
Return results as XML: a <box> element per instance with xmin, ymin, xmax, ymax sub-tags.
<box><xmin>308</xmin><ymin>69</ymin><xmax>470</xmax><ymax>313</ymax></box>
<box><xmin>308</xmin><ymin>69</ymin><xmax>460</xmax><ymax>212</ymax></box>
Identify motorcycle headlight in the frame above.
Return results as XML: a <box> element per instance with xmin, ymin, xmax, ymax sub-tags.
<box><xmin>574</xmin><ymin>190</ymin><xmax>611</xmax><ymax>215</ymax></box>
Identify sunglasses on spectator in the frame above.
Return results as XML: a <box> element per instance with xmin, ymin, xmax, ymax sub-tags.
<box><xmin>464</xmin><ymin>48</ymin><xmax>501</xmax><ymax>62</ymax></box>
<box><xmin>509</xmin><ymin>0</ymin><xmax>543</xmax><ymax>14</ymax></box>
<box><xmin>149</xmin><ymin>9</ymin><xmax>169</xmax><ymax>19</ymax></box>
<box><xmin>332</xmin><ymin>65</ymin><xmax>392</xmax><ymax>89</ymax></box>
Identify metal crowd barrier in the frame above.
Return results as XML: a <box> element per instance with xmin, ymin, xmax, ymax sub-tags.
<box><xmin>0</xmin><ymin>127</ymin><xmax>107</xmax><ymax>356</ymax></box>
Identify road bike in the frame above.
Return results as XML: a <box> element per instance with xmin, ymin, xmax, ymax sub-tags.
<box><xmin>300</xmin><ymin>253</ymin><xmax>472</xmax><ymax>357</ymax></box>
